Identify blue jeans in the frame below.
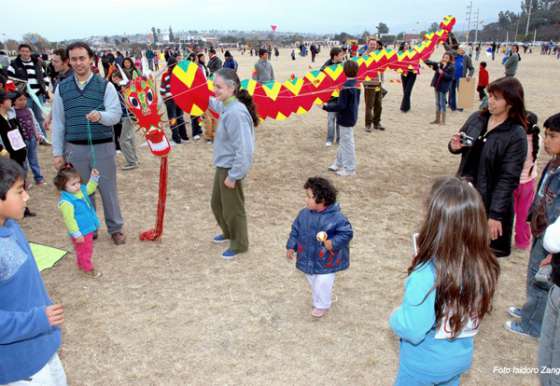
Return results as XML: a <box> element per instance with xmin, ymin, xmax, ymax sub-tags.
<box><xmin>435</xmin><ymin>91</ymin><xmax>447</xmax><ymax>112</ymax></box>
<box><xmin>448</xmin><ymin>78</ymin><xmax>460</xmax><ymax>110</ymax></box>
<box><xmin>395</xmin><ymin>365</ymin><xmax>462</xmax><ymax>386</ymax></box>
<box><xmin>326</xmin><ymin>111</ymin><xmax>339</xmax><ymax>143</ymax></box>
<box><xmin>521</xmin><ymin>236</ymin><xmax>550</xmax><ymax>337</ymax></box>
<box><xmin>27</xmin><ymin>94</ymin><xmax>47</xmax><ymax>138</ymax></box>
<box><xmin>24</xmin><ymin>138</ymin><xmax>44</xmax><ymax>183</ymax></box>
<box><xmin>538</xmin><ymin>284</ymin><xmax>560</xmax><ymax>386</ymax></box>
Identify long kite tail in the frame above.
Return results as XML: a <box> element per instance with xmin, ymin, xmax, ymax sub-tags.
<box><xmin>170</xmin><ymin>16</ymin><xmax>456</xmax><ymax>121</ymax></box>
<box><xmin>139</xmin><ymin>156</ymin><xmax>168</xmax><ymax>241</ymax></box>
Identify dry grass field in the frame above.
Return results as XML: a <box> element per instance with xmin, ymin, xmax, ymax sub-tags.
<box><xmin>23</xmin><ymin>46</ymin><xmax>560</xmax><ymax>385</ymax></box>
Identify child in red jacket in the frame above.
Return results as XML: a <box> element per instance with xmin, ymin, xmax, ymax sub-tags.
<box><xmin>477</xmin><ymin>62</ymin><xmax>489</xmax><ymax>100</ymax></box>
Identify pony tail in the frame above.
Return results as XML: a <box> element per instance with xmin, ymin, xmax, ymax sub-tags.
<box><xmin>530</xmin><ymin>127</ymin><xmax>540</xmax><ymax>173</ymax></box>
<box><xmin>527</xmin><ymin>111</ymin><xmax>540</xmax><ymax>173</ymax></box>
<box><xmin>236</xmin><ymin>88</ymin><xmax>259</xmax><ymax>127</ymax></box>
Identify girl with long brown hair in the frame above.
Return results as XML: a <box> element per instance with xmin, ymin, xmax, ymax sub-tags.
<box><xmin>390</xmin><ymin>177</ymin><xmax>500</xmax><ymax>386</ymax></box>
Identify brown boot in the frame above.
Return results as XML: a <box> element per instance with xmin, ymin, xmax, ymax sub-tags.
<box><xmin>430</xmin><ymin>112</ymin><xmax>441</xmax><ymax>124</ymax></box>
<box><xmin>440</xmin><ymin>112</ymin><xmax>446</xmax><ymax>125</ymax></box>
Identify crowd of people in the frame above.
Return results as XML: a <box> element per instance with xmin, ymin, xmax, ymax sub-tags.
<box><xmin>0</xmin><ymin>35</ymin><xmax>559</xmax><ymax>386</ymax></box>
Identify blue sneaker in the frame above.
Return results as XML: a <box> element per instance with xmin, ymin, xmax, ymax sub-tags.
<box><xmin>212</xmin><ymin>234</ymin><xmax>228</xmax><ymax>244</ymax></box>
<box><xmin>222</xmin><ymin>249</ymin><xmax>237</xmax><ymax>260</ymax></box>
<box><xmin>504</xmin><ymin>320</ymin><xmax>535</xmax><ymax>338</ymax></box>
<box><xmin>507</xmin><ymin>306</ymin><xmax>522</xmax><ymax>319</ymax></box>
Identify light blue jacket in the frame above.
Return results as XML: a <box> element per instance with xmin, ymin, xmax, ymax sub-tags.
<box><xmin>390</xmin><ymin>261</ymin><xmax>473</xmax><ymax>381</ymax></box>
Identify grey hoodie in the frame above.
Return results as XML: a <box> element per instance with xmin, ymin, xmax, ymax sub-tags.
<box><xmin>209</xmin><ymin>97</ymin><xmax>255</xmax><ymax>181</ymax></box>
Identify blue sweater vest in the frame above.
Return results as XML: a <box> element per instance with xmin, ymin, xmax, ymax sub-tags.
<box><xmin>59</xmin><ymin>75</ymin><xmax>113</xmax><ymax>142</ymax></box>
<box><xmin>59</xmin><ymin>185</ymin><xmax>100</xmax><ymax>236</ymax></box>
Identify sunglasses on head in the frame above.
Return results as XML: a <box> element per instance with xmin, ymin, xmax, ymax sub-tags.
<box><xmin>62</xmin><ymin>162</ymin><xmax>74</xmax><ymax>170</ymax></box>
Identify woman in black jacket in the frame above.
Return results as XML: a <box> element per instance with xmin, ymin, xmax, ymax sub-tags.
<box><xmin>425</xmin><ymin>52</ymin><xmax>455</xmax><ymax>125</ymax></box>
<box><xmin>448</xmin><ymin>77</ymin><xmax>528</xmax><ymax>257</ymax></box>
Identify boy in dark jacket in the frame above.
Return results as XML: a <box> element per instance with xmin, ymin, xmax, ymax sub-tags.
<box><xmin>425</xmin><ymin>52</ymin><xmax>455</xmax><ymax>125</ymax></box>
<box><xmin>322</xmin><ymin>60</ymin><xmax>361</xmax><ymax>177</ymax></box>
<box><xmin>287</xmin><ymin>177</ymin><xmax>353</xmax><ymax>318</ymax></box>
<box><xmin>320</xmin><ymin>47</ymin><xmax>345</xmax><ymax>146</ymax></box>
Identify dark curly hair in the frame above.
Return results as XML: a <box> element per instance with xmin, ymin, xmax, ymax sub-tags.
<box><xmin>304</xmin><ymin>177</ymin><xmax>337</xmax><ymax>206</ymax></box>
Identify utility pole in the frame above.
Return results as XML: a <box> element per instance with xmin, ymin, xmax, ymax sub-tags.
<box><xmin>465</xmin><ymin>0</ymin><xmax>473</xmax><ymax>43</ymax></box>
<box><xmin>525</xmin><ymin>0</ymin><xmax>533</xmax><ymax>36</ymax></box>
<box><xmin>474</xmin><ymin>8</ymin><xmax>480</xmax><ymax>43</ymax></box>
<box><xmin>533</xmin><ymin>28</ymin><xmax>537</xmax><ymax>44</ymax></box>
<box><xmin>515</xmin><ymin>13</ymin><xmax>520</xmax><ymax>41</ymax></box>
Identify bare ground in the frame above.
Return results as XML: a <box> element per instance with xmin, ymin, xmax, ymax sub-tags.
<box><xmin>24</xmin><ymin>47</ymin><xmax>559</xmax><ymax>385</ymax></box>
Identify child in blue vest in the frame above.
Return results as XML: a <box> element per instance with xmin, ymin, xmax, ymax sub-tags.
<box><xmin>390</xmin><ymin>177</ymin><xmax>500</xmax><ymax>385</ymax></box>
<box><xmin>0</xmin><ymin>157</ymin><xmax>67</xmax><ymax>385</ymax></box>
<box><xmin>54</xmin><ymin>164</ymin><xmax>101</xmax><ymax>278</ymax></box>
<box><xmin>286</xmin><ymin>177</ymin><xmax>353</xmax><ymax>318</ymax></box>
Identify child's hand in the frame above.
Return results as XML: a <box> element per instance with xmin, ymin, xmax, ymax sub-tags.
<box><xmin>91</xmin><ymin>168</ymin><xmax>100</xmax><ymax>177</ymax></box>
<box><xmin>287</xmin><ymin>249</ymin><xmax>295</xmax><ymax>260</ymax></box>
<box><xmin>45</xmin><ymin>304</ymin><xmax>64</xmax><ymax>327</ymax></box>
<box><xmin>75</xmin><ymin>236</ymin><xmax>85</xmax><ymax>243</ymax></box>
<box><xmin>324</xmin><ymin>240</ymin><xmax>333</xmax><ymax>251</ymax></box>
<box><xmin>541</xmin><ymin>254</ymin><xmax>553</xmax><ymax>267</ymax></box>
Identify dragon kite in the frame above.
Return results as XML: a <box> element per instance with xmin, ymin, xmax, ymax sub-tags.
<box><xmin>123</xmin><ymin>75</ymin><xmax>171</xmax><ymax>241</ymax></box>
<box><xmin>123</xmin><ymin>16</ymin><xmax>455</xmax><ymax>241</ymax></box>
<box><xmin>170</xmin><ymin>16</ymin><xmax>456</xmax><ymax>120</ymax></box>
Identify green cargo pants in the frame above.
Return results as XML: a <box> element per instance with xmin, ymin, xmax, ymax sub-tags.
<box><xmin>211</xmin><ymin>167</ymin><xmax>249</xmax><ymax>253</ymax></box>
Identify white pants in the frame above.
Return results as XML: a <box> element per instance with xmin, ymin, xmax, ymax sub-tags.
<box><xmin>305</xmin><ymin>273</ymin><xmax>336</xmax><ymax>309</ymax></box>
<box><xmin>6</xmin><ymin>354</ymin><xmax>67</xmax><ymax>386</ymax></box>
<box><xmin>333</xmin><ymin>125</ymin><xmax>356</xmax><ymax>171</ymax></box>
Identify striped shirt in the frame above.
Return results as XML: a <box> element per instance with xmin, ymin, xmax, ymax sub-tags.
<box><xmin>7</xmin><ymin>59</ymin><xmax>48</xmax><ymax>94</ymax></box>
<box><xmin>160</xmin><ymin>70</ymin><xmax>172</xmax><ymax>98</ymax></box>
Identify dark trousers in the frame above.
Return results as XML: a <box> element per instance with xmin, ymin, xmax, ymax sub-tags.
<box><xmin>211</xmin><ymin>168</ymin><xmax>249</xmax><ymax>253</ymax></box>
<box><xmin>476</xmin><ymin>85</ymin><xmax>487</xmax><ymax>101</ymax></box>
<box><xmin>191</xmin><ymin>117</ymin><xmax>202</xmax><ymax>137</ymax></box>
<box><xmin>400</xmin><ymin>72</ymin><xmax>416</xmax><ymax>112</ymax></box>
<box><xmin>364</xmin><ymin>86</ymin><xmax>382</xmax><ymax>126</ymax></box>
<box><xmin>490</xmin><ymin>205</ymin><xmax>514</xmax><ymax>257</ymax></box>
<box><xmin>113</xmin><ymin>122</ymin><xmax>122</xmax><ymax>150</ymax></box>
<box><xmin>165</xmin><ymin>99</ymin><xmax>188</xmax><ymax>142</ymax></box>
<box><xmin>448</xmin><ymin>79</ymin><xmax>459</xmax><ymax>110</ymax></box>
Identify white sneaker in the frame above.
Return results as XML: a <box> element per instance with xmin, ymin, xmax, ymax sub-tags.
<box><xmin>328</xmin><ymin>164</ymin><xmax>339</xmax><ymax>172</ymax></box>
<box><xmin>194</xmin><ymin>135</ymin><xmax>201</xmax><ymax>141</ymax></box>
<box><xmin>336</xmin><ymin>169</ymin><xmax>356</xmax><ymax>177</ymax></box>
<box><xmin>325</xmin><ymin>141</ymin><xmax>332</xmax><ymax>147</ymax></box>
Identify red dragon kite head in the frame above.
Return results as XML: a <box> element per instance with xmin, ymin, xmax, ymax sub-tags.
<box><xmin>123</xmin><ymin>74</ymin><xmax>171</xmax><ymax>157</ymax></box>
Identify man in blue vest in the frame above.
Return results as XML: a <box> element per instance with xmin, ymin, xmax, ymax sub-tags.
<box><xmin>51</xmin><ymin>42</ymin><xmax>126</xmax><ymax>245</ymax></box>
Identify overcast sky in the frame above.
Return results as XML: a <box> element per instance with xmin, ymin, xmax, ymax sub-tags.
<box><xmin>2</xmin><ymin>0</ymin><xmax>520</xmax><ymax>41</ymax></box>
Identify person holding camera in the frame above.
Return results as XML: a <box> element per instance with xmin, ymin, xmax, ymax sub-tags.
<box><xmin>448</xmin><ymin>77</ymin><xmax>528</xmax><ymax>258</ymax></box>
<box><xmin>425</xmin><ymin>52</ymin><xmax>455</xmax><ymax>125</ymax></box>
